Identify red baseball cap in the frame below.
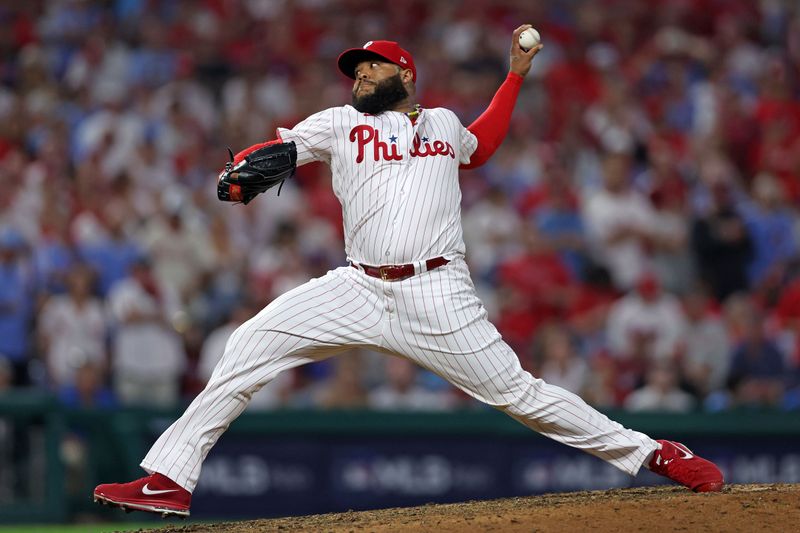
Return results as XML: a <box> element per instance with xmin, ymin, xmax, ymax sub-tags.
<box><xmin>337</xmin><ymin>40</ymin><xmax>416</xmax><ymax>82</ymax></box>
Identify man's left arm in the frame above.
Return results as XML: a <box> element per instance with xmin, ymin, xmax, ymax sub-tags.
<box><xmin>460</xmin><ymin>25</ymin><xmax>543</xmax><ymax>169</ymax></box>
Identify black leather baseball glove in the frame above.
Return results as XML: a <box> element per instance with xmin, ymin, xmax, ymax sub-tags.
<box><xmin>217</xmin><ymin>141</ymin><xmax>297</xmax><ymax>205</ymax></box>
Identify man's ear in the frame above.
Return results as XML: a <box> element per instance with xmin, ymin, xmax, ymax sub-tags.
<box><xmin>401</xmin><ymin>68</ymin><xmax>414</xmax><ymax>84</ymax></box>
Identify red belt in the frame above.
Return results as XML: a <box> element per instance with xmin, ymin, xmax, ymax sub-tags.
<box><xmin>351</xmin><ymin>256</ymin><xmax>450</xmax><ymax>281</ymax></box>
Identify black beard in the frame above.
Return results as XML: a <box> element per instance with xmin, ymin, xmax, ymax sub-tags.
<box><xmin>351</xmin><ymin>73</ymin><xmax>408</xmax><ymax>114</ymax></box>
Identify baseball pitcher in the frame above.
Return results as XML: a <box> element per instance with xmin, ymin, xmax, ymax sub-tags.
<box><xmin>94</xmin><ymin>26</ymin><xmax>723</xmax><ymax>518</ymax></box>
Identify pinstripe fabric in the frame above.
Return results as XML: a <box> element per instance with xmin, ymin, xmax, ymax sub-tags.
<box><xmin>379</xmin><ymin>258</ymin><xmax>658</xmax><ymax>475</ymax></box>
<box><xmin>142</xmin><ymin>262</ymin><xmax>656</xmax><ymax>491</ymax></box>
<box><xmin>141</xmin><ymin>266</ymin><xmax>389</xmax><ymax>490</ymax></box>
<box><xmin>141</xmin><ymin>105</ymin><xmax>658</xmax><ymax>492</ymax></box>
<box><xmin>278</xmin><ymin>105</ymin><xmax>477</xmax><ymax>266</ymax></box>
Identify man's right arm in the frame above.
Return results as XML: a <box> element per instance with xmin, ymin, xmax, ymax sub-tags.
<box><xmin>459</xmin><ymin>25</ymin><xmax>543</xmax><ymax>169</ymax></box>
<box><xmin>459</xmin><ymin>72</ymin><xmax>524</xmax><ymax>169</ymax></box>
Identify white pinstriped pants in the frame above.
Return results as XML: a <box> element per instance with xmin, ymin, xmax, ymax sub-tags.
<box><xmin>141</xmin><ymin>258</ymin><xmax>658</xmax><ymax>491</ymax></box>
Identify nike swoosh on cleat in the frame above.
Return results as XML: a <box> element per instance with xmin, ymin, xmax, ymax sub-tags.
<box><xmin>674</xmin><ymin>444</ymin><xmax>695</xmax><ymax>460</ymax></box>
<box><xmin>142</xmin><ymin>483</ymin><xmax>180</xmax><ymax>496</ymax></box>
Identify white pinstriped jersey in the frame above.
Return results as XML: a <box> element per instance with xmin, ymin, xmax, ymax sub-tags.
<box><xmin>277</xmin><ymin>105</ymin><xmax>479</xmax><ymax>266</ymax></box>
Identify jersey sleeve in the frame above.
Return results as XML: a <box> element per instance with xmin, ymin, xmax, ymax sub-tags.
<box><xmin>458</xmin><ymin>122</ymin><xmax>479</xmax><ymax>165</ymax></box>
<box><xmin>276</xmin><ymin>108</ymin><xmax>334</xmax><ymax>166</ymax></box>
<box><xmin>459</xmin><ymin>72</ymin><xmax>524</xmax><ymax>169</ymax></box>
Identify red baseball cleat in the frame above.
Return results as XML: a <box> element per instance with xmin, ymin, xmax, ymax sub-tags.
<box><xmin>649</xmin><ymin>440</ymin><xmax>724</xmax><ymax>493</ymax></box>
<box><xmin>93</xmin><ymin>473</ymin><xmax>191</xmax><ymax>518</ymax></box>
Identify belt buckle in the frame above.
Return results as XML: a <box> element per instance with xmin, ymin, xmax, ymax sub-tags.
<box><xmin>379</xmin><ymin>266</ymin><xmax>392</xmax><ymax>281</ymax></box>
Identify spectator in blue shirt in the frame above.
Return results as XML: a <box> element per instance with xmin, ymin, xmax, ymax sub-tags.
<box><xmin>727</xmin><ymin>311</ymin><xmax>787</xmax><ymax>408</ymax></box>
<box><xmin>0</xmin><ymin>228</ymin><xmax>34</xmax><ymax>385</ymax></box>
<box><xmin>58</xmin><ymin>359</ymin><xmax>117</xmax><ymax>409</ymax></box>
<box><xmin>534</xmin><ymin>176</ymin><xmax>586</xmax><ymax>280</ymax></box>
<box><xmin>741</xmin><ymin>173</ymin><xmax>796</xmax><ymax>288</ymax></box>
<box><xmin>78</xmin><ymin>210</ymin><xmax>143</xmax><ymax>297</ymax></box>
<box><xmin>33</xmin><ymin>212</ymin><xmax>76</xmax><ymax>295</ymax></box>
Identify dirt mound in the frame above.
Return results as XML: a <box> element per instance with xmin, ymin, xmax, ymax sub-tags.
<box><xmin>151</xmin><ymin>484</ymin><xmax>798</xmax><ymax>532</ymax></box>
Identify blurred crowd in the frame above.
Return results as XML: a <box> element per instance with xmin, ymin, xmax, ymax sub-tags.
<box><xmin>1</xmin><ymin>0</ymin><xmax>800</xmax><ymax>414</ymax></box>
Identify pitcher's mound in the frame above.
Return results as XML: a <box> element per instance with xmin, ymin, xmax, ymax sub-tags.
<box><xmin>154</xmin><ymin>483</ymin><xmax>799</xmax><ymax>532</ymax></box>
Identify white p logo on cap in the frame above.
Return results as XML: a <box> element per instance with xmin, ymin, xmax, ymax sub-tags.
<box><xmin>363</xmin><ymin>41</ymin><xmax>373</xmax><ymax>48</ymax></box>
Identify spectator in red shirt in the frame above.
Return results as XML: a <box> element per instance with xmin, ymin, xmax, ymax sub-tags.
<box><xmin>497</xmin><ymin>228</ymin><xmax>575</xmax><ymax>330</ymax></box>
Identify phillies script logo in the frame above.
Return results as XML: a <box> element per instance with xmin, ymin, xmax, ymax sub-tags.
<box><xmin>349</xmin><ymin>125</ymin><xmax>455</xmax><ymax>163</ymax></box>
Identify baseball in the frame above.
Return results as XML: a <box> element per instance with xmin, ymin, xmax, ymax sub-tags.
<box><xmin>519</xmin><ymin>27</ymin><xmax>541</xmax><ymax>51</ymax></box>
